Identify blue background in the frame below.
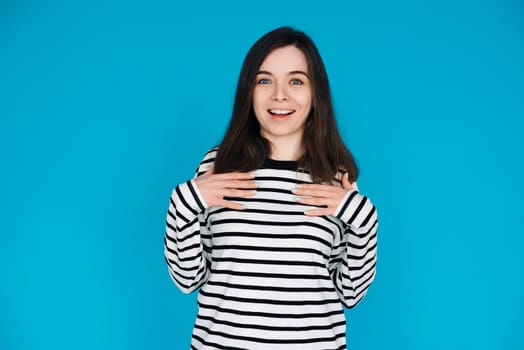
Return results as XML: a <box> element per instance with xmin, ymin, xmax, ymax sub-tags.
<box><xmin>2</xmin><ymin>0</ymin><xmax>523</xmax><ymax>349</ymax></box>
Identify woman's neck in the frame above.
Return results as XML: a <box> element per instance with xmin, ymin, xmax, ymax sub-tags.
<box><xmin>268</xmin><ymin>137</ymin><xmax>304</xmax><ymax>161</ymax></box>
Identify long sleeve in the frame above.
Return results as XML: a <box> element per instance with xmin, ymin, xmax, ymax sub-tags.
<box><xmin>331</xmin><ymin>188</ymin><xmax>379</xmax><ymax>308</ymax></box>
<box><xmin>164</xmin><ymin>149</ymin><xmax>216</xmax><ymax>294</ymax></box>
<box><xmin>164</xmin><ymin>179</ymin><xmax>211</xmax><ymax>294</ymax></box>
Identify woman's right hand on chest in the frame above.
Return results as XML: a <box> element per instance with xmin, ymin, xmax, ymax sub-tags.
<box><xmin>194</xmin><ymin>167</ymin><xmax>257</xmax><ymax>210</ymax></box>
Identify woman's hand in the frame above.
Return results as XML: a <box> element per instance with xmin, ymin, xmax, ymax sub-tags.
<box><xmin>194</xmin><ymin>167</ymin><xmax>257</xmax><ymax>210</ymax></box>
<box><xmin>293</xmin><ymin>173</ymin><xmax>354</xmax><ymax>216</ymax></box>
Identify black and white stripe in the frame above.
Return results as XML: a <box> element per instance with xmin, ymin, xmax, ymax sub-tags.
<box><xmin>165</xmin><ymin>148</ymin><xmax>378</xmax><ymax>349</ymax></box>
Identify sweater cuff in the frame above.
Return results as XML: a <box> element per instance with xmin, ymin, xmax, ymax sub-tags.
<box><xmin>176</xmin><ymin>180</ymin><xmax>208</xmax><ymax>215</ymax></box>
<box><xmin>189</xmin><ymin>179</ymin><xmax>208</xmax><ymax>209</ymax></box>
<box><xmin>333</xmin><ymin>189</ymin><xmax>362</xmax><ymax>224</ymax></box>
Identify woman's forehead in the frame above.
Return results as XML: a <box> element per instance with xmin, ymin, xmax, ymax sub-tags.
<box><xmin>258</xmin><ymin>46</ymin><xmax>309</xmax><ymax>74</ymax></box>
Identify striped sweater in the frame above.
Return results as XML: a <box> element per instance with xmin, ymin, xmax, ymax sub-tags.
<box><xmin>164</xmin><ymin>148</ymin><xmax>378</xmax><ymax>350</ymax></box>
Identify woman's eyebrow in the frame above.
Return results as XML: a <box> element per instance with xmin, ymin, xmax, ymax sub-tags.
<box><xmin>288</xmin><ymin>70</ymin><xmax>309</xmax><ymax>77</ymax></box>
<box><xmin>256</xmin><ymin>70</ymin><xmax>309</xmax><ymax>77</ymax></box>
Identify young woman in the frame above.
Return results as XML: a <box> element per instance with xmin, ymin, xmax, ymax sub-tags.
<box><xmin>164</xmin><ymin>27</ymin><xmax>378</xmax><ymax>350</ymax></box>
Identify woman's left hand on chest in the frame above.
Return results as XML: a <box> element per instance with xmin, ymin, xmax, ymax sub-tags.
<box><xmin>292</xmin><ymin>173</ymin><xmax>354</xmax><ymax>216</ymax></box>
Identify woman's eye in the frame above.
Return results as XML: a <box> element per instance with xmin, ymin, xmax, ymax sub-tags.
<box><xmin>258</xmin><ymin>78</ymin><xmax>270</xmax><ymax>85</ymax></box>
<box><xmin>290</xmin><ymin>79</ymin><xmax>303</xmax><ymax>85</ymax></box>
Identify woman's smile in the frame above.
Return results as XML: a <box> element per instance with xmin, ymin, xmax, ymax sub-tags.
<box><xmin>268</xmin><ymin>108</ymin><xmax>296</xmax><ymax>120</ymax></box>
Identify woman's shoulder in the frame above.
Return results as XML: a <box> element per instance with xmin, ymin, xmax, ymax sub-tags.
<box><xmin>194</xmin><ymin>146</ymin><xmax>219</xmax><ymax>176</ymax></box>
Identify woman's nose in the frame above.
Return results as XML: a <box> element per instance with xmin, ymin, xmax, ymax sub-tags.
<box><xmin>271</xmin><ymin>83</ymin><xmax>288</xmax><ymax>101</ymax></box>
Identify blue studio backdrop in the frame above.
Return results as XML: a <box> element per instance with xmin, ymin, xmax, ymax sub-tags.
<box><xmin>2</xmin><ymin>0</ymin><xmax>523</xmax><ymax>349</ymax></box>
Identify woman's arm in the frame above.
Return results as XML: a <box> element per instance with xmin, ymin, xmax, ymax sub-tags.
<box><xmin>331</xmin><ymin>190</ymin><xmax>378</xmax><ymax>308</ymax></box>
<box><xmin>163</xmin><ymin>148</ymin><xmax>257</xmax><ymax>294</ymax></box>
<box><xmin>164</xmin><ymin>150</ymin><xmax>217</xmax><ymax>294</ymax></box>
<box><xmin>164</xmin><ymin>179</ymin><xmax>211</xmax><ymax>294</ymax></box>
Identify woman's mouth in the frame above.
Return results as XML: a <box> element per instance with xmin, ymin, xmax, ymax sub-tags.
<box><xmin>268</xmin><ymin>109</ymin><xmax>295</xmax><ymax>120</ymax></box>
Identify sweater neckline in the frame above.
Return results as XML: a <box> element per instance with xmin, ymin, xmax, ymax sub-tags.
<box><xmin>262</xmin><ymin>158</ymin><xmax>299</xmax><ymax>171</ymax></box>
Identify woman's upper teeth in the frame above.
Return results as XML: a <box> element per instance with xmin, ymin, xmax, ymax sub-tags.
<box><xmin>269</xmin><ymin>109</ymin><xmax>294</xmax><ymax>115</ymax></box>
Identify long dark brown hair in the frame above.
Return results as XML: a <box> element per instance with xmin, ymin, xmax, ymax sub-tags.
<box><xmin>214</xmin><ymin>26</ymin><xmax>358</xmax><ymax>183</ymax></box>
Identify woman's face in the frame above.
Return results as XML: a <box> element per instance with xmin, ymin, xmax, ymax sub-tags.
<box><xmin>252</xmin><ymin>45</ymin><xmax>313</xmax><ymax>148</ymax></box>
